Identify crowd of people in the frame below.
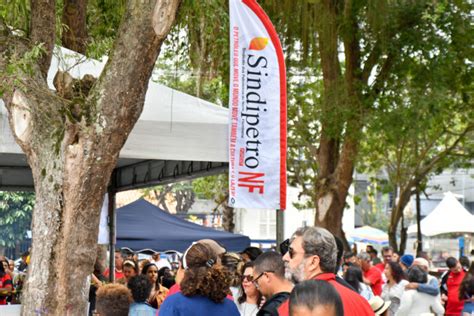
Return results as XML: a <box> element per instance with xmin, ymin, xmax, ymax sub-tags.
<box><xmin>0</xmin><ymin>251</ymin><xmax>28</xmax><ymax>305</ymax></box>
<box><xmin>340</xmin><ymin>245</ymin><xmax>474</xmax><ymax>315</ymax></box>
<box><xmin>86</xmin><ymin>226</ymin><xmax>472</xmax><ymax>316</ymax></box>
<box><xmin>1</xmin><ymin>228</ymin><xmax>474</xmax><ymax>316</ymax></box>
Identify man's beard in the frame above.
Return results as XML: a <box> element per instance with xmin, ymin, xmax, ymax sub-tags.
<box><xmin>285</xmin><ymin>259</ymin><xmax>306</xmax><ymax>284</ymax></box>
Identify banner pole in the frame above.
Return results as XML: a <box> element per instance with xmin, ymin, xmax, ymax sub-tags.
<box><xmin>276</xmin><ymin>209</ymin><xmax>284</xmax><ymax>248</ymax></box>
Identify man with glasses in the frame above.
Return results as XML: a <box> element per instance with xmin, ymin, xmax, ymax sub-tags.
<box><xmin>252</xmin><ymin>251</ymin><xmax>293</xmax><ymax>316</ymax></box>
<box><xmin>281</xmin><ymin>226</ymin><xmax>373</xmax><ymax>316</ymax></box>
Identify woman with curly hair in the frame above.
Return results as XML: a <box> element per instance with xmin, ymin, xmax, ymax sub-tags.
<box><xmin>141</xmin><ymin>262</ymin><xmax>169</xmax><ymax>309</ymax></box>
<box><xmin>159</xmin><ymin>242</ymin><xmax>239</xmax><ymax>316</ymax></box>
<box><xmin>95</xmin><ymin>283</ymin><xmax>132</xmax><ymax>316</ymax></box>
<box><xmin>221</xmin><ymin>252</ymin><xmax>245</xmax><ymax>299</ymax></box>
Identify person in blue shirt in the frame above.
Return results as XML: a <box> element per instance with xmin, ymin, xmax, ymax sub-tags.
<box><xmin>159</xmin><ymin>242</ymin><xmax>239</xmax><ymax>316</ymax></box>
<box><xmin>127</xmin><ymin>275</ymin><xmax>157</xmax><ymax>316</ymax></box>
<box><xmin>405</xmin><ymin>257</ymin><xmax>440</xmax><ymax>296</ymax></box>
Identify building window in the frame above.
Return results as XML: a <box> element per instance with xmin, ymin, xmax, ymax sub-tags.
<box><xmin>259</xmin><ymin>210</ymin><xmax>276</xmax><ymax>238</ymax></box>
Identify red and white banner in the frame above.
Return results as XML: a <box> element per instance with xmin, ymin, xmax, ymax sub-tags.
<box><xmin>228</xmin><ymin>0</ymin><xmax>287</xmax><ymax>209</ymax></box>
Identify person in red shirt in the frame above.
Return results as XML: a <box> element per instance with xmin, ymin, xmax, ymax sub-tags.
<box><xmin>358</xmin><ymin>252</ymin><xmax>383</xmax><ymax>296</ymax></box>
<box><xmin>0</xmin><ymin>261</ymin><xmax>12</xmax><ymax>305</ymax></box>
<box><xmin>281</xmin><ymin>226</ymin><xmax>373</xmax><ymax>316</ymax></box>
<box><xmin>441</xmin><ymin>257</ymin><xmax>466</xmax><ymax>315</ymax></box>
<box><xmin>104</xmin><ymin>250</ymin><xmax>125</xmax><ymax>281</ymax></box>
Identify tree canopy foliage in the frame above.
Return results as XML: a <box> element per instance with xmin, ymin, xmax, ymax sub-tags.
<box><xmin>0</xmin><ymin>192</ymin><xmax>34</xmax><ymax>248</ymax></box>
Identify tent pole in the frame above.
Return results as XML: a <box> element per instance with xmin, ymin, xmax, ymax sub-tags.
<box><xmin>108</xmin><ymin>179</ymin><xmax>117</xmax><ymax>283</ymax></box>
<box><xmin>276</xmin><ymin>209</ymin><xmax>284</xmax><ymax>249</ymax></box>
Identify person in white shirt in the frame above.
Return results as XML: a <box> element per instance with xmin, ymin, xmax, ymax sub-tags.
<box><xmin>396</xmin><ymin>266</ymin><xmax>444</xmax><ymax>316</ymax></box>
<box><xmin>343</xmin><ymin>265</ymin><xmax>374</xmax><ymax>301</ymax></box>
<box><xmin>381</xmin><ymin>261</ymin><xmax>408</xmax><ymax>315</ymax></box>
<box><xmin>237</xmin><ymin>262</ymin><xmax>262</xmax><ymax>316</ymax></box>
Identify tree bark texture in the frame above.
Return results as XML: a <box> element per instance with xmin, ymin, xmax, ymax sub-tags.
<box><xmin>62</xmin><ymin>0</ymin><xmax>88</xmax><ymax>54</ymax></box>
<box><xmin>312</xmin><ymin>0</ymin><xmax>361</xmax><ymax>246</ymax></box>
<box><xmin>222</xmin><ymin>204</ymin><xmax>235</xmax><ymax>233</ymax></box>
<box><xmin>0</xmin><ymin>1</ymin><xmax>180</xmax><ymax>315</ymax></box>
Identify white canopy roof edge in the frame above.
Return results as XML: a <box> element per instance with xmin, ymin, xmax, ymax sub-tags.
<box><xmin>407</xmin><ymin>191</ymin><xmax>474</xmax><ymax>236</ymax></box>
<box><xmin>1</xmin><ymin>47</ymin><xmax>229</xmax><ymax>163</ymax></box>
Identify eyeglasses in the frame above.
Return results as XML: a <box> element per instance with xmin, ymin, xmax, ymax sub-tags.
<box><xmin>252</xmin><ymin>271</ymin><xmax>275</xmax><ymax>286</ymax></box>
<box><xmin>288</xmin><ymin>247</ymin><xmax>301</xmax><ymax>259</ymax></box>
<box><xmin>241</xmin><ymin>274</ymin><xmax>254</xmax><ymax>282</ymax></box>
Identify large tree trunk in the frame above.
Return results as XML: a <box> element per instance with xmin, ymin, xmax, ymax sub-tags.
<box><xmin>0</xmin><ymin>1</ymin><xmax>180</xmax><ymax>314</ymax></box>
<box><xmin>62</xmin><ymin>0</ymin><xmax>88</xmax><ymax>54</ymax></box>
<box><xmin>312</xmin><ymin>0</ymin><xmax>362</xmax><ymax>248</ymax></box>
<box><xmin>222</xmin><ymin>203</ymin><xmax>235</xmax><ymax>232</ymax></box>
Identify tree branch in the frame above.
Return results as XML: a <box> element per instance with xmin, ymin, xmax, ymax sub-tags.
<box><xmin>30</xmin><ymin>0</ymin><xmax>56</xmax><ymax>78</ymax></box>
<box><xmin>90</xmin><ymin>0</ymin><xmax>181</xmax><ymax>153</ymax></box>
<box><xmin>369</xmin><ymin>51</ymin><xmax>395</xmax><ymax>97</ymax></box>
<box><xmin>343</xmin><ymin>0</ymin><xmax>362</xmax><ymax>85</ymax></box>
<box><xmin>361</xmin><ymin>41</ymin><xmax>381</xmax><ymax>84</ymax></box>
<box><xmin>417</xmin><ymin>124</ymin><xmax>474</xmax><ymax>180</ymax></box>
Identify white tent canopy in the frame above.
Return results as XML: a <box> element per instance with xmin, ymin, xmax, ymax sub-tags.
<box><xmin>0</xmin><ymin>47</ymin><xmax>228</xmax><ymax>190</ymax></box>
<box><xmin>1</xmin><ymin>47</ymin><xmax>228</xmax><ymax>163</ymax></box>
<box><xmin>408</xmin><ymin>191</ymin><xmax>474</xmax><ymax>236</ymax></box>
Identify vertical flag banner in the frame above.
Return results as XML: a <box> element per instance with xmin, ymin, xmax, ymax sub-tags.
<box><xmin>228</xmin><ymin>0</ymin><xmax>287</xmax><ymax>209</ymax></box>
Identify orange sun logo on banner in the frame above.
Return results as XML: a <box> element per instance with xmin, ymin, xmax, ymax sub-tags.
<box><xmin>249</xmin><ymin>37</ymin><xmax>269</xmax><ymax>50</ymax></box>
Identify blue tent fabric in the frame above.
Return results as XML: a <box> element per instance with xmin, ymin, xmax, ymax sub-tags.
<box><xmin>116</xmin><ymin>199</ymin><xmax>250</xmax><ymax>252</ymax></box>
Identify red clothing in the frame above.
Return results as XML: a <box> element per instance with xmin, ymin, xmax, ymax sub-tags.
<box><xmin>277</xmin><ymin>299</ymin><xmax>289</xmax><ymax>316</ymax></box>
<box><xmin>375</xmin><ymin>262</ymin><xmax>385</xmax><ymax>272</ymax></box>
<box><xmin>0</xmin><ymin>274</ymin><xmax>12</xmax><ymax>305</ymax></box>
<box><xmin>103</xmin><ymin>268</ymin><xmax>124</xmax><ymax>280</ymax></box>
<box><xmin>315</xmin><ymin>273</ymin><xmax>373</xmax><ymax>316</ymax></box>
<box><xmin>166</xmin><ymin>283</ymin><xmax>181</xmax><ymax>298</ymax></box>
<box><xmin>446</xmin><ymin>269</ymin><xmax>466</xmax><ymax>315</ymax></box>
<box><xmin>364</xmin><ymin>266</ymin><xmax>383</xmax><ymax>296</ymax></box>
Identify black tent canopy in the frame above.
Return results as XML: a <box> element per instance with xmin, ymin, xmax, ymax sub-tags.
<box><xmin>116</xmin><ymin>199</ymin><xmax>250</xmax><ymax>252</ymax></box>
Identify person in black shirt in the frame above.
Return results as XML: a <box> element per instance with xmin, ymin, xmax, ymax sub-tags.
<box><xmin>252</xmin><ymin>252</ymin><xmax>293</xmax><ymax>316</ymax></box>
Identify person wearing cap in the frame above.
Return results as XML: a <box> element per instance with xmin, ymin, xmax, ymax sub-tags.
<box><xmin>241</xmin><ymin>247</ymin><xmax>263</xmax><ymax>263</ymax></box>
<box><xmin>397</xmin><ymin>266</ymin><xmax>444</xmax><ymax>315</ymax></box>
<box><xmin>405</xmin><ymin>257</ymin><xmax>439</xmax><ymax>297</ymax></box>
<box><xmin>282</xmin><ymin>227</ymin><xmax>373</xmax><ymax>316</ymax></box>
<box><xmin>164</xmin><ymin>239</ymin><xmax>227</xmax><ymax>298</ymax></box>
<box><xmin>399</xmin><ymin>254</ymin><xmax>414</xmax><ymax>272</ymax></box>
<box><xmin>368</xmin><ymin>296</ymin><xmax>391</xmax><ymax>315</ymax></box>
<box><xmin>159</xmin><ymin>243</ymin><xmax>239</xmax><ymax>316</ymax></box>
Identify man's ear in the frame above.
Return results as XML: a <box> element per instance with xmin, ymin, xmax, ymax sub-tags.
<box><xmin>308</xmin><ymin>255</ymin><xmax>320</xmax><ymax>271</ymax></box>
